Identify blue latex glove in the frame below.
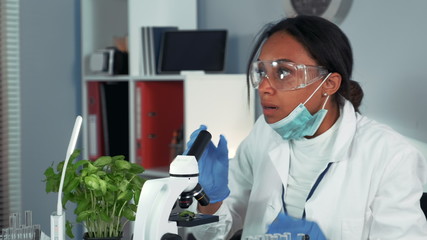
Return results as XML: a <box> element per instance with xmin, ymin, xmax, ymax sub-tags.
<box><xmin>267</xmin><ymin>213</ymin><xmax>326</xmax><ymax>240</ymax></box>
<box><xmin>184</xmin><ymin>125</ymin><xmax>230</xmax><ymax>203</ymax></box>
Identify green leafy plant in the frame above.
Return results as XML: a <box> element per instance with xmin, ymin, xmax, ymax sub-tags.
<box><xmin>43</xmin><ymin>150</ymin><xmax>146</xmax><ymax>239</ymax></box>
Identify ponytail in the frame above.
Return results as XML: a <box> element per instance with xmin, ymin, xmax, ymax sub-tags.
<box><xmin>348</xmin><ymin>80</ymin><xmax>364</xmax><ymax>113</ymax></box>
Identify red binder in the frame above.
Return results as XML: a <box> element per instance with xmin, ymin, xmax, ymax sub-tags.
<box><xmin>135</xmin><ymin>81</ymin><xmax>183</xmax><ymax>169</ymax></box>
<box><xmin>87</xmin><ymin>82</ymin><xmax>105</xmax><ymax>160</ymax></box>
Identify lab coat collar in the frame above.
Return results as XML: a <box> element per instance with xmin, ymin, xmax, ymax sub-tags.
<box><xmin>267</xmin><ymin>98</ymin><xmax>357</xmax><ymax>183</ymax></box>
<box><xmin>329</xmin><ymin>98</ymin><xmax>357</xmax><ymax>162</ymax></box>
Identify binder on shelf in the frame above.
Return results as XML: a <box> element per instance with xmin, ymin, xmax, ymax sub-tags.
<box><xmin>135</xmin><ymin>81</ymin><xmax>183</xmax><ymax>169</ymax></box>
<box><xmin>140</xmin><ymin>26</ymin><xmax>178</xmax><ymax>75</ymax></box>
<box><xmin>100</xmin><ymin>82</ymin><xmax>130</xmax><ymax>160</ymax></box>
<box><xmin>87</xmin><ymin>82</ymin><xmax>105</xmax><ymax>160</ymax></box>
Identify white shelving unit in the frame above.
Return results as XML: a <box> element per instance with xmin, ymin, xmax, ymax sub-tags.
<box><xmin>80</xmin><ymin>0</ymin><xmax>256</xmax><ymax>173</ymax></box>
<box><xmin>80</xmin><ymin>0</ymin><xmax>197</xmax><ymax>165</ymax></box>
<box><xmin>81</xmin><ymin>0</ymin><xmax>197</xmax><ymax>76</ymax></box>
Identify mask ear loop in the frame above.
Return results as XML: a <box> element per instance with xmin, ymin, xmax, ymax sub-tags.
<box><xmin>303</xmin><ymin>73</ymin><xmax>332</xmax><ymax>105</ymax></box>
<box><xmin>321</xmin><ymin>95</ymin><xmax>330</xmax><ymax>109</ymax></box>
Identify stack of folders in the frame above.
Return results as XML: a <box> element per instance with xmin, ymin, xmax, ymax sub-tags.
<box><xmin>140</xmin><ymin>26</ymin><xmax>178</xmax><ymax>76</ymax></box>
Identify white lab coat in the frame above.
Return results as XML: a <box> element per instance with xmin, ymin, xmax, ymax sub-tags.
<box><xmin>190</xmin><ymin>99</ymin><xmax>427</xmax><ymax>240</ymax></box>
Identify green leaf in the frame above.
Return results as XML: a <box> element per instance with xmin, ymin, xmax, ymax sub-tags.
<box><xmin>118</xmin><ymin>180</ymin><xmax>129</xmax><ymax>192</ymax></box>
<box><xmin>104</xmin><ymin>191</ymin><xmax>115</xmax><ymax>202</ymax></box>
<box><xmin>56</xmin><ymin>161</ymin><xmax>65</xmax><ymax>172</ymax></box>
<box><xmin>100</xmin><ymin>211</ymin><xmax>112</xmax><ymax>222</ymax></box>
<box><xmin>96</xmin><ymin>171</ymin><xmax>107</xmax><ymax>177</ymax></box>
<box><xmin>69</xmin><ymin>149</ymin><xmax>81</xmax><ymax>161</ymax></box>
<box><xmin>130</xmin><ymin>163</ymin><xmax>145</xmax><ymax>174</ymax></box>
<box><xmin>76</xmin><ymin>210</ymin><xmax>92</xmax><ymax>222</ymax></box>
<box><xmin>62</xmin><ymin>193</ymin><xmax>72</xmax><ymax>208</ymax></box>
<box><xmin>74</xmin><ymin>159</ymin><xmax>90</xmax><ymax>170</ymax></box>
<box><xmin>45</xmin><ymin>180</ymin><xmax>56</xmax><ymax>193</ymax></box>
<box><xmin>114</xmin><ymin>160</ymin><xmax>131</xmax><ymax>170</ymax></box>
<box><xmin>65</xmin><ymin>192</ymin><xmax>77</xmax><ymax>203</ymax></box>
<box><xmin>43</xmin><ymin>167</ymin><xmax>55</xmax><ymax>178</ymax></box>
<box><xmin>128</xmin><ymin>204</ymin><xmax>138</xmax><ymax>212</ymax></box>
<box><xmin>112</xmin><ymin>155</ymin><xmax>126</xmax><ymax>161</ymax></box>
<box><xmin>134</xmin><ymin>189</ymin><xmax>141</xmax><ymax>204</ymax></box>
<box><xmin>93</xmin><ymin>156</ymin><xmax>112</xmax><ymax>167</ymax></box>
<box><xmin>98</xmin><ymin>179</ymin><xmax>107</xmax><ymax>195</ymax></box>
<box><xmin>86</xmin><ymin>162</ymin><xmax>98</xmax><ymax>174</ymax></box>
<box><xmin>84</xmin><ymin>176</ymin><xmax>100</xmax><ymax>190</ymax></box>
<box><xmin>131</xmin><ymin>176</ymin><xmax>144</xmax><ymax>190</ymax></box>
<box><xmin>117</xmin><ymin>190</ymin><xmax>133</xmax><ymax>202</ymax></box>
<box><xmin>122</xmin><ymin>206</ymin><xmax>135</xmax><ymax>221</ymax></box>
<box><xmin>65</xmin><ymin>220</ymin><xmax>74</xmax><ymax>239</ymax></box>
<box><xmin>75</xmin><ymin>198</ymin><xmax>90</xmax><ymax>215</ymax></box>
<box><xmin>63</xmin><ymin>177</ymin><xmax>80</xmax><ymax>193</ymax></box>
<box><xmin>107</xmin><ymin>183</ymin><xmax>119</xmax><ymax>192</ymax></box>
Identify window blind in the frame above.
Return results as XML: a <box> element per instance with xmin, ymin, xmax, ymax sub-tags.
<box><xmin>0</xmin><ymin>0</ymin><xmax>22</xmax><ymax>228</ymax></box>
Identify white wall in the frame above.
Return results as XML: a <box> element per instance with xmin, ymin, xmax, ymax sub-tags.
<box><xmin>341</xmin><ymin>0</ymin><xmax>427</xmax><ymax>143</ymax></box>
<box><xmin>198</xmin><ymin>0</ymin><xmax>427</xmax><ymax>144</ymax></box>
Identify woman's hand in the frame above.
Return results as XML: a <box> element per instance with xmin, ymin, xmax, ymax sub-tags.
<box><xmin>267</xmin><ymin>213</ymin><xmax>326</xmax><ymax>240</ymax></box>
<box><xmin>185</xmin><ymin>125</ymin><xmax>230</xmax><ymax>204</ymax></box>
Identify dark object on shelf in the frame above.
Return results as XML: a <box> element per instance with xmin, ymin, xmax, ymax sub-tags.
<box><xmin>158</xmin><ymin>30</ymin><xmax>228</xmax><ymax>74</ymax></box>
<box><xmin>141</xmin><ymin>26</ymin><xmax>179</xmax><ymax>75</ymax></box>
<box><xmin>89</xmin><ymin>47</ymin><xmax>128</xmax><ymax>75</ymax></box>
<box><xmin>111</xmin><ymin>48</ymin><xmax>128</xmax><ymax>75</ymax></box>
<box><xmin>101</xmin><ymin>82</ymin><xmax>129</xmax><ymax>159</ymax></box>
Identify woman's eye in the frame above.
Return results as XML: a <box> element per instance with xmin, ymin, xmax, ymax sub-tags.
<box><xmin>257</xmin><ymin>69</ymin><xmax>267</xmax><ymax>78</ymax></box>
<box><xmin>277</xmin><ymin>68</ymin><xmax>291</xmax><ymax>80</ymax></box>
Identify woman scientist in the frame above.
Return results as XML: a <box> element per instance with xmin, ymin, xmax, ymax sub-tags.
<box><xmin>186</xmin><ymin>15</ymin><xmax>427</xmax><ymax>239</ymax></box>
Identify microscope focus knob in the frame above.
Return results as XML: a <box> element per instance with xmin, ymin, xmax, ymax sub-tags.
<box><xmin>161</xmin><ymin>233</ymin><xmax>182</xmax><ymax>240</ymax></box>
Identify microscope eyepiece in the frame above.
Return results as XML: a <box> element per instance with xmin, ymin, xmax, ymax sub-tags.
<box><xmin>177</xmin><ymin>130</ymin><xmax>212</xmax><ymax>209</ymax></box>
<box><xmin>178</xmin><ymin>183</ymin><xmax>210</xmax><ymax>208</ymax></box>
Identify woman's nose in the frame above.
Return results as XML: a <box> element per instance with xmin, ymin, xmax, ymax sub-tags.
<box><xmin>258</xmin><ymin>76</ymin><xmax>274</xmax><ymax>93</ymax></box>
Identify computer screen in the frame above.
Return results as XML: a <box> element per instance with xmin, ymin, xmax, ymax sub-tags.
<box><xmin>158</xmin><ymin>30</ymin><xmax>227</xmax><ymax>74</ymax></box>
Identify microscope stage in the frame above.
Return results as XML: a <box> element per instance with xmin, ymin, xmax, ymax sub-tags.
<box><xmin>169</xmin><ymin>212</ymin><xmax>219</xmax><ymax>227</ymax></box>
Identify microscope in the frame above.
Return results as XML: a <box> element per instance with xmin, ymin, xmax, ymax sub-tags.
<box><xmin>133</xmin><ymin>130</ymin><xmax>219</xmax><ymax>240</ymax></box>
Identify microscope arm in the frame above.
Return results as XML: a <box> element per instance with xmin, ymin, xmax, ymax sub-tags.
<box><xmin>133</xmin><ymin>130</ymin><xmax>213</xmax><ymax>239</ymax></box>
<box><xmin>133</xmin><ymin>175</ymin><xmax>191</xmax><ymax>240</ymax></box>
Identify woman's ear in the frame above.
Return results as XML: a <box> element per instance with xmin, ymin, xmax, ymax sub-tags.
<box><xmin>323</xmin><ymin>72</ymin><xmax>341</xmax><ymax>95</ymax></box>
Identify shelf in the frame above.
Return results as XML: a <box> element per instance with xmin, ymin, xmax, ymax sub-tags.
<box><xmin>83</xmin><ymin>75</ymin><xmax>185</xmax><ymax>82</ymax></box>
<box><xmin>84</xmin><ymin>75</ymin><xmax>131</xmax><ymax>81</ymax></box>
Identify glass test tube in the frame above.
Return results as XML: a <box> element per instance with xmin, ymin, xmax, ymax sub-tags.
<box><xmin>25</xmin><ymin>211</ymin><xmax>32</xmax><ymax>227</ymax></box>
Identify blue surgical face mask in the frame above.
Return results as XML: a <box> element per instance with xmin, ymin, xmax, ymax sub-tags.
<box><xmin>269</xmin><ymin>73</ymin><xmax>332</xmax><ymax>140</ymax></box>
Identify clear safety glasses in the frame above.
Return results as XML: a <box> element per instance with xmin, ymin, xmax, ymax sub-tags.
<box><xmin>249</xmin><ymin>60</ymin><xmax>329</xmax><ymax>91</ymax></box>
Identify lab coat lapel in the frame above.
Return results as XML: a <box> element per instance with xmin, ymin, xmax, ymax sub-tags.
<box><xmin>261</xmin><ymin>141</ymin><xmax>290</xmax><ymax>229</ymax></box>
<box><xmin>268</xmin><ymin>141</ymin><xmax>290</xmax><ymax>189</ymax></box>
